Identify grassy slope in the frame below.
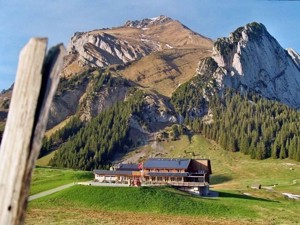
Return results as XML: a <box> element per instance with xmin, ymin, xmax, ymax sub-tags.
<box><xmin>30</xmin><ymin>167</ymin><xmax>93</xmax><ymax>195</ymax></box>
<box><xmin>36</xmin><ymin>151</ymin><xmax>57</xmax><ymax>166</ymax></box>
<box><xmin>126</xmin><ymin>135</ymin><xmax>300</xmax><ymax>194</ymax></box>
<box><xmin>27</xmin><ymin>185</ymin><xmax>300</xmax><ymax>225</ymax></box>
<box><xmin>44</xmin><ymin>116</ymin><xmax>74</xmax><ymax>138</ymax></box>
<box><xmin>120</xmin><ymin>49</ymin><xmax>211</xmax><ymax>97</ymax></box>
<box><xmin>36</xmin><ymin>117</ymin><xmax>74</xmax><ymax>166</ymax></box>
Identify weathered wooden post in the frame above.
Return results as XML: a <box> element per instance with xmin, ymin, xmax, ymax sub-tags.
<box><xmin>0</xmin><ymin>38</ymin><xmax>65</xmax><ymax>225</ymax></box>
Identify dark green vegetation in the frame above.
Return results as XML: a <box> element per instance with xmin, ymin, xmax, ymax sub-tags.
<box><xmin>209</xmin><ymin>91</ymin><xmax>300</xmax><ymax>161</ymax></box>
<box><xmin>1</xmin><ymin>98</ymin><xmax>9</xmax><ymax>109</ymax></box>
<box><xmin>40</xmin><ymin>117</ymin><xmax>83</xmax><ymax>158</ymax></box>
<box><xmin>171</xmin><ymin>63</ymin><xmax>217</xmax><ymax>119</ymax></box>
<box><xmin>49</xmin><ymin>89</ymin><xmax>145</xmax><ymax>170</ymax></box>
<box><xmin>56</xmin><ymin>70</ymin><xmax>90</xmax><ymax>95</ymax></box>
<box><xmin>30</xmin><ymin>167</ymin><xmax>93</xmax><ymax>195</ymax></box>
<box><xmin>40</xmin><ymin>69</ymin><xmax>133</xmax><ymax>168</ymax></box>
<box><xmin>172</xmin><ymin>84</ymin><xmax>300</xmax><ymax>161</ymax></box>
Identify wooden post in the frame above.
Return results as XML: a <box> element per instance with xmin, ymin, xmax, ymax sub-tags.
<box><xmin>0</xmin><ymin>38</ymin><xmax>65</xmax><ymax>225</ymax></box>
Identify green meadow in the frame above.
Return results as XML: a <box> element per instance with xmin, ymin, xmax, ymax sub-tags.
<box><xmin>27</xmin><ymin>135</ymin><xmax>300</xmax><ymax>224</ymax></box>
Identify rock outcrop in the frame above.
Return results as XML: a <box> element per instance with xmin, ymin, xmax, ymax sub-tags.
<box><xmin>67</xmin><ymin>32</ymin><xmax>152</xmax><ymax>68</ymax></box>
<box><xmin>124</xmin><ymin>15</ymin><xmax>173</xmax><ymax>28</ymax></box>
<box><xmin>197</xmin><ymin>22</ymin><xmax>300</xmax><ymax>109</ymax></box>
<box><xmin>128</xmin><ymin>92</ymin><xmax>177</xmax><ymax>146</ymax></box>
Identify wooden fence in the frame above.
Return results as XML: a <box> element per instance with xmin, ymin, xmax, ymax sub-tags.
<box><xmin>0</xmin><ymin>38</ymin><xmax>65</xmax><ymax>225</ymax></box>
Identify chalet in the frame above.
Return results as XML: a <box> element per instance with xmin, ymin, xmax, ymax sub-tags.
<box><xmin>93</xmin><ymin>158</ymin><xmax>212</xmax><ymax>195</ymax></box>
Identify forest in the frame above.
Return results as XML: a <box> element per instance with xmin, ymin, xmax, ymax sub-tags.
<box><xmin>172</xmin><ymin>86</ymin><xmax>300</xmax><ymax>161</ymax></box>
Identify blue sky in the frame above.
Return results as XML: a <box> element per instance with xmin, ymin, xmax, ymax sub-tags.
<box><xmin>0</xmin><ymin>0</ymin><xmax>299</xmax><ymax>90</ymax></box>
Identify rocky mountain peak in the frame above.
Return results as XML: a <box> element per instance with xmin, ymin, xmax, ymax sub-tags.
<box><xmin>198</xmin><ymin>22</ymin><xmax>300</xmax><ymax>109</ymax></box>
<box><xmin>229</xmin><ymin>22</ymin><xmax>267</xmax><ymax>42</ymax></box>
<box><xmin>212</xmin><ymin>22</ymin><xmax>274</xmax><ymax>68</ymax></box>
<box><xmin>62</xmin><ymin>15</ymin><xmax>212</xmax><ymax>77</ymax></box>
<box><xmin>124</xmin><ymin>15</ymin><xmax>173</xmax><ymax>28</ymax></box>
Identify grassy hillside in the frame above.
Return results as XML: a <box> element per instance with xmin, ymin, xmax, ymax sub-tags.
<box><xmin>27</xmin><ymin>185</ymin><xmax>300</xmax><ymax>225</ymax></box>
<box><xmin>36</xmin><ymin>150</ymin><xmax>57</xmax><ymax>166</ymax></box>
<box><xmin>44</xmin><ymin>117</ymin><xmax>73</xmax><ymax>138</ymax></box>
<box><xmin>30</xmin><ymin>167</ymin><xmax>93</xmax><ymax>195</ymax></box>
<box><xmin>125</xmin><ymin>135</ymin><xmax>300</xmax><ymax>194</ymax></box>
<box><xmin>120</xmin><ymin>48</ymin><xmax>211</xmax><ymax>97</ymax></box>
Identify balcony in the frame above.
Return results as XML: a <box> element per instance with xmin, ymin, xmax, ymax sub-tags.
<box><xmin>168</xmin><ymin>181</ymin><xmax>208</xmax><ymax>187</ymax></box>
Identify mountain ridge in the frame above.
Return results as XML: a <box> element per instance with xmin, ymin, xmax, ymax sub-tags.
<box><xmin>1</xmin><ymin>17</ymin><xmax>300</xmax><ymax>167</ymax></box>
<box><xmin>63</xmin><ymin>15</ymin><xmax>213</xmax><ymax>78</ymax></box>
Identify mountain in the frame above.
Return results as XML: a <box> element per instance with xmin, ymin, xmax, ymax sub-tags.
<box><xmin>2</xmin><ymin>15</ymin><xmax>210</xmax><ymax>131</ymax></box>
<box><xmin>2</xmin><ymin>18</ymin><xmax>300</xmax><ymax>168</ymax></box>
<box><xmin>63</xmin><ymin>15</ymin><xmax>213</xmax><ymax>96</ymax></box>
<box><xmin>170</xmin><ymin>22</ymin><xmax>300</xmax><ymax>163</ymax></box>
<box><xmin>47</xmin><ymin>16</ymin><xmax>212</xmax><ymax>128</ymax></box>
<box><xmin>197</xmin><ymin>22</ymin><xmax>300</xmax><ymax>109</ymax></box>
<box><xmin>64</xmin><ymin>15</ymin><xmax>212</xmax><ymax>76</ymax></box>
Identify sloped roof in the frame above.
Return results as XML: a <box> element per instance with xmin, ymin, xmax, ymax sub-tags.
<box><xmin>115</xmin><ymin>163</ymin><xmax>140</xmax><ymax>171</ymax></box>
<box><xmin>93</xmin><ymin>170</ymin><xmax>133</xmax><ymax>176</ymax></box>
<box><xmin>143</xmin><ymin>158</ymin><xmax>191</xmax><ymax>169</ymax></box>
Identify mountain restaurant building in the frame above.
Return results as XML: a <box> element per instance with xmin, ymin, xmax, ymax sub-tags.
<box><xmin>93</xmin><ymin>158</ymin><xmax>212</xmax><ymax>195</ymax></box>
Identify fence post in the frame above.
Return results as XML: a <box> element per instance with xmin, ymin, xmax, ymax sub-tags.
<box><xmin>0</xmin><ymin>38</ymin><xmax>65</xmax><ymax>225</ymax></box>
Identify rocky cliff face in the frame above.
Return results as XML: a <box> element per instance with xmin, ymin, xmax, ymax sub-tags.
<box><xmin>197</xmin><ymin>22</ymin><xmax>300</xmax><ymax>109</ymax></box>
<box><xmin>66</xmin><ymin>32</ymin><xmax>152</xmax><ymax>68</ymax></box>
<box><xmin>63</xmin><ymin>15</ymin><xmax>212</xmax><ymax>77</ymax></box>
<box><xmin>124</xmin><ymin>15</ymin><xmax>173</xmax><ymax>28</ymax></box>
<box><xmin>128</xmin><ymin>92</ymin><xmax>177</xmax><ymax>146</ymax></box>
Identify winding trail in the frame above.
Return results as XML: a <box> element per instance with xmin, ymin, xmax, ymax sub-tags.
<box><xmin>28</xmin><ymin>183</ymin><xmax>74</xmax><ymax>201</ymax></box>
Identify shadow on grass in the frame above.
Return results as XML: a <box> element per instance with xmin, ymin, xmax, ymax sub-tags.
<box><xmin>140</xmin><ymin>186</ymin><xmax>278</xmax><ymax>203</ymax></box>
<box><xmin>218</xmin><ymin>191</ymin><xmax>278</xmax><ymax>203</ymax></box>
<box><xmin>210</xmin><ymin>175</ymin><xmax>232</xmax><ymax>185</ymax></box>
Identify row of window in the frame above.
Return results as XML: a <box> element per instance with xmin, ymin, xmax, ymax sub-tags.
<box><xmin>145</xmin><ymin>169</ymin><xmax>184</xmax><ymax>173</ymax></box>
<box><xmin>144</xmin><ymin>177</ymin><xmax>183</xmax><ymax>182</ymax></box>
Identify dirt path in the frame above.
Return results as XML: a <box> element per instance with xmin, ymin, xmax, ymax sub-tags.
<box><xmin>28</xmin><ymin>183</ymin><xmax>74</xmax><ymax>201</ymax></box>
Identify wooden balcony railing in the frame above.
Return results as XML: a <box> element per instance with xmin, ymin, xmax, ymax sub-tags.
<box><xmin>168</xmin><ymin>181</ymin><xmax>208</xmax><ymax>187</ymax></box>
